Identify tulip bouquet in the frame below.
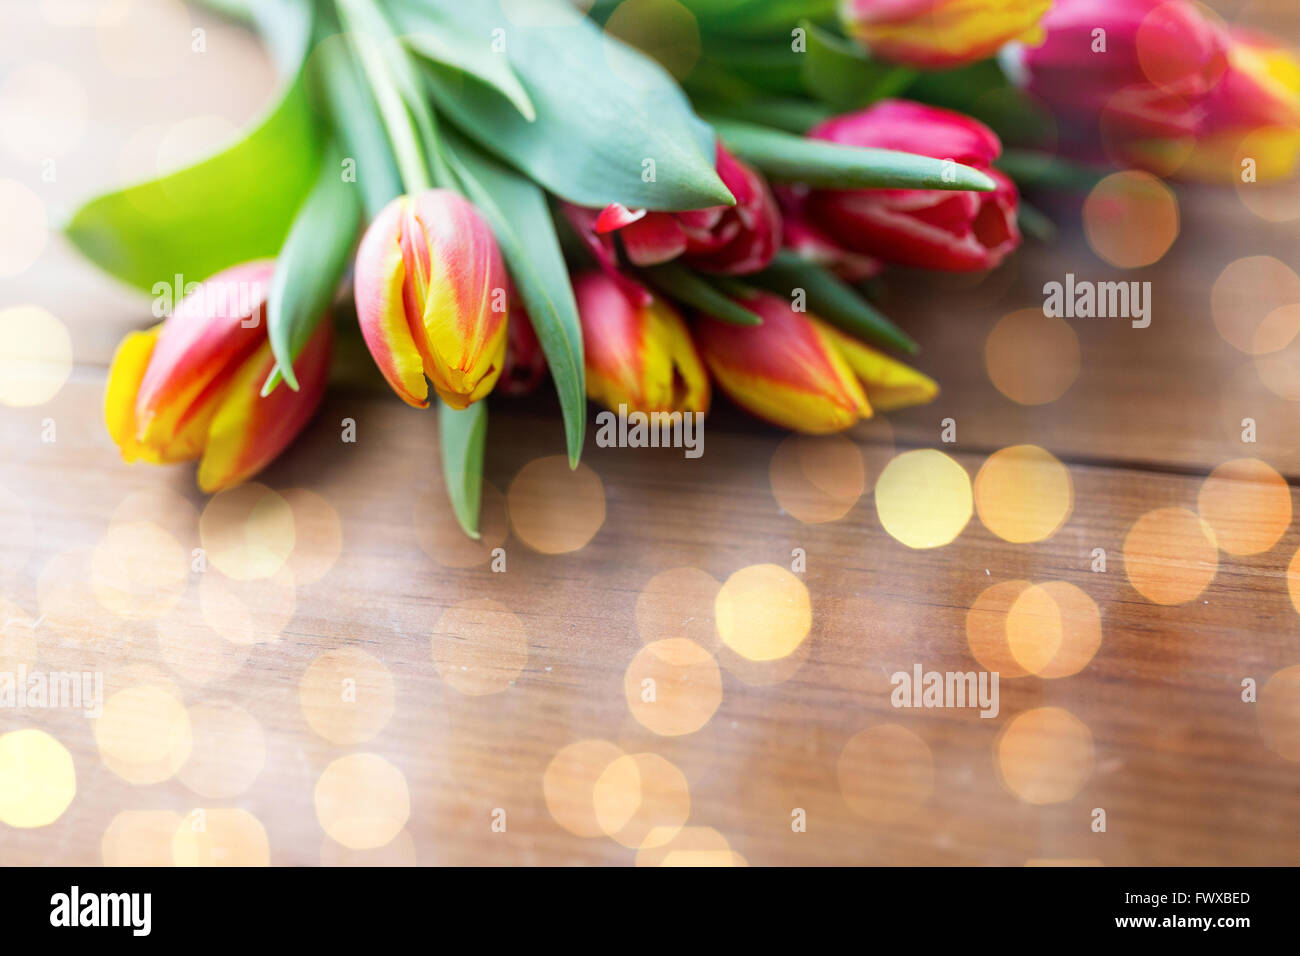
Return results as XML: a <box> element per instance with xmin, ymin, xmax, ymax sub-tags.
<box><xmin>68</xmin><ymin>0</ymin><xmax>1300</xmax><ymax>536</ymax></box>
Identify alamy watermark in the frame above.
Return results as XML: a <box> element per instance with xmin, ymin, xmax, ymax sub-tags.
<box><xmin>594</xmin><ymin>404</ymin><xmax>704</xmax><ymax>459</ymax></box>
<box><xmin>1043</xmin><ymin>273</ymin><xmax>1151</xmax><ymax>328</ymax></box>
<box><xmin>0</xmin><ymin>665</ymin><xmax>103</xmax><ymax>718</ymax></box>
<box><xmin>891</xmin><ymin>664</ymin><xmax>999</xmax><ymax>718</ymax></box>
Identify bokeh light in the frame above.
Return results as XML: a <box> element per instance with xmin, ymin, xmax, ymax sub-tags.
<box><xmin>0</xmin><ymin>729</ymin><xmax>76</xmax><ymax>828</ymax></box>
<box><xmin>1083</xmin><ymin>170</ymin><xmax>1180</xmax><ymax>268</ymax></box>
<box><xmin>1196</xmin><ymin>458</ymin><xmax>1292</xmax><ymax>556</ymax></box>
<box><xmin>90</xmin><ymin>521</ymin><xmax>188</xmax><ymax>619</ymax></box>
<box><xmin>199</xmin><ymin>483</ymin><xmax>296</xmax><ymax>581</ymax></box>
<box><xmin>176</xmin><ymin>701</ymin><xmax>265</xmax><ymax>799</ymax></box>
<box><xmin>715</xmin><ymin>563</ymin><xmax>811</xmax><ymax>661</ymax></box>
<box><xmin>1258</xmin><ymin>664</ymin><xmax>1300</xmax><ymax>761</ymax></box>
<box><xmin>102</xmin><ymin>810</ymin><xmax>182</xmax><ymax>866</ymax></box>
<box><xmin>94</xmin><ymin>679</ymin><xmax>192</xmax><ymax>785</ymax></box>
<box><xmin>1210</xmin><ymin>256</ymin><xmax>1300</xmax><ymax>355</ymax></box>
<box><xmin>996</xmin><ymin>707</ymin><xmax>1094</xmax><ymax>804</ymax></box>
<box><xmin>1123</xmin><ymin>507</ymin><xmax>1219</xmax><ymax>605</ymax></box>
<box><xmin>838</xmin><ymin>724</ymin><xmax>934</xmax><ymax>822</ymax></box>
<box><xmin>314</xmin><ymin>753</ymin><xmax>411</xmax><ymax>850</ymax></box>
<box><xmin>431</xmin><ymin>598</ymin><xmax>528</xmax><ymax>695</ymax></box>
<box><xmin>974</xmin><ymin>445</ymin><xmax>1073</xmax><ymax>543</ymax></box>
<box><xmin>299</xmin><ymin>646</ymin><xmax>396</xmax><ymax>745</ymax></box>
<box><xmin>171</xmin><ymin>808</ymin><xmax>270</xmax><ymax>866</ymax></box>
<box><xmin>875</xmin><ymin>450</ymin><xmax>972</xmax><ymax>549</ymax></box>
<box><xmin>1007</xmin><ymin>581</ymin><xmax>1102</xmax><ymax>679</ymax></box>
<box><xmin>624</xmin><ymin>638</ymin><xmax>722</xmax><ymax>736</ymax></box>
<box><xmin>635</xmin><ymin>566</ymin><xmax>720</xmax><ymax>647</ymax></box>
<box><xmin>985</xmin><ymin>308</ymin><xmax>1080</xmax><ymax>405</ymax></box>
<box><xmin>0</xmin><ymin>181</ymin><xmax>49</xmax><ymax>279</ymax></box>
<box><xmin>543</xmin><ymin>739</ymin><xmax>626</xmax><ymax>838</ymax></box>
<box><xmin>0</xmin><ymin>305</ymin><xmax>72</xmax><ymax>406</ymax></box>
<box><xmin>769</xmin><ymin>433</ymin><xmax>866</xmax><ymax>523</ymax></box>
<box><xmin>508</xmin><ymin>456</ymin><xmax>606</xmax><ymax>554</ymax></box>
<box><xmin>592</xmin><ymin>752</ymin><xmax>690</xmax><ymax>849</ymax></box>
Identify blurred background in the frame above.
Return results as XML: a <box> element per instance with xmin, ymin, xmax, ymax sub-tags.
<box><xmin>1</xmin><ymin>0</ymin><xmax>1300</xmax><ymax>865</ymax></box>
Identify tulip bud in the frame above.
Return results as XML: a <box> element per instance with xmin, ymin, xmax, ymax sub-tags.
<box><xmin>353</xmin><ymin>189</ymin><xmax>508</xmax><ymax>410</ymax></box>
<box><xmin>104</xmin><ymin>260</ymin><xmax>331</xmax><ymax>493</ymax></box>
<box><xmin>693</xmin><ymin>292</ymin><xmax>936</xmax><ymax>434</ymax></box>
<box><xmin>572</xmin><ymin>271</ymin><xmax>710</xmax><ymax>415</ymax></box>
<box><xmin>777</xmin><ymin>193</ymin><xmax>885</xmax><ymax>282</ymax></box>
<box><xmin>583</xmin><ymin>144</ymin><xmax>781</xmax><ymax>276</ymax></box>
<box><xmin>1165</xmin><ymin>28</ymin><xmax>1300</xmax><ymax>182</ymax></box>
<box><xmin>841</xmin><ymin>0</ymin><xmax>1052</xmax><ymax>69</ymax></box>
<box><xmin>798</xmin><ymin>100</ymin><xmax>1020</xmax><ymax>272</ymax></box>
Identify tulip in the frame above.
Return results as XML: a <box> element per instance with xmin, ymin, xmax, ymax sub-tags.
<box><xmin>777</xmin><ymin>194</ymin><xmax>884</xmax><ymax>282</ymax></box>
<box><xmin>693</xmin><ymin>291</ymin><xmax>936</xmax><ymax>433</ymax></box>
<box><xmin>1008</xmin><ymin>0</ymin><xmax>1230</xmax><ymax>166</ymax></box>
<box><xmin>104</xmin><ymin>260</ymin><xmax>331</xmax><ymax>493</ymax></box>
<box><xmin>572</xmin><ymin>271</ymin><xmax>710</xmax><ymax>415</ymax></box>
<box><xmin>841</xmin><ymin>0</ymin><xmax>1052</xmax><ymax>69</ymax></box>
<box><xmin>581</xmin><ymin>144</ymin><xmax>781</xmax><ymax>276</ymax></box>
<box><xmin>796</xmin><ymin>100</ymin><xmax>1020</xmax><ymax>271</ymax></box>
<box><xmin>1156</xmin><ymin>28</ymin><xmax>1300</xmax><ymax>182</ymax></box>
<box><xmin>353</xmin><ymin>188</ymin><xmax>508</xmax><ymax>410</ymax></box>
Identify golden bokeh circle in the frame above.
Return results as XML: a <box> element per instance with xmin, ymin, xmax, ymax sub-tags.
<box><xmin>199</xmin><ymin>565</ymin><xmax>296</xmax><ymax>645</ymax></box>
<box><xmin>985</xmin><ymin>308</ymin><xmax>1080</xmax><ymax>405</ymax></box>
<box><xmin>624</xmin><ymin>638</ymin><xmax>722</xmax><ymax>736</ymax></box>
<box><xmin>996</xmin><ymin>707</ymin><xmax>1094</xmax><ymax>804</ymax></box>
<box><xmin>635</xmin><ymin>825</ymin><xmax>743</xmax><ymax>866</ymax></box>
<box><xmin>838</xmin><ymin>724</ymin><xmax>934</xmax><ymax>822</ymax></box>
<box><xmin>875</xmin><ymin>449</ymin><xmax>973</xmax><ymax>549</ymax></box>
<box><xmin>508</xmin><ymin>456</ymin><xmax>606</xmax><ymax>554</ymax></box>
<box><xmin>102</xmin><ymin>810</ymin><xmax>182</xmax><ymax>866</ymax></box>
<box><xmin>592</xmin><ymin>752</ymin><xmax>690</xmax><ymax>849</ymax></box>
<box><xmin>0</xmin><ymin>305</ymin><xmax>72</xmax><ymax>406</ymax></box>
<box><xmin>769</xmin><ymin>433</ymin><xmax>866</xmax><ymax>523</ymax></box>
<box><xmin>432</xmin><ymin>598</ymin><xmax>528</xmax><ymax>695</ymax></box>
<box><xmin>1196</xmin><ymin>458</ymin><xmax>1292</xmax><ymax>556</ymax></box>
<box><xmin>314</xmin><ymin>753</ymin><xmax>411</xmax><ymax>850</ymax></box>
<box><xmin>635</xmin><ymin>566</ymin><xmax>720</xmax><ymax>646</ymax></box>
<box><xmin>1123</xmin><ymin>507</ymin><xmax>1219</xmax><ymax>605</ymax></box>
<box><xmin>177</xmin><ymin>701</ymin><xmax>265</xmax><ymax>799</ymax></box>
<box><xmin>94</xmin><ymin>682</ymin><xmax>193</xmax><ymax>785</ymax></box>
<box><xmin>321</xmin><ymin>829</ymin><xmax>418</xmax><ymax>866</ymax></box>
<box><xmin>199</xmin><ymin>483</ymin><xmax>296</xmax><ymax>581</ymax></box>
<box><xmin>715</xmin><ymin>563</ymin><xmax>811</xmax><ymax>661</ymax></box>
<box><xmin>1258</xmin><ymin>664</ymin><xmax>1300</xmax><ymax>761</ymax></box>
<box><xmin>0</xmin><ymin>598</ymin><xmax>38</xmax><ymax>673</ymax></box>
<box><xmin>974</xmin><ymin>445</ymin><xmax>1073</xmax><ymax>543</ymax></box>
<box><xmin>0</xmin><ymin>729</ymin><xmax>76</xmax><ymax>828</ymax></box>
<box><xmin>1082</xmin><ymin>170</ymin><xmax>1180</xmax><ymax>268</ymax></box>
<box><xmin>543</xmin><ymin>739</ymin><xmax>626</xmax><ymax>838</ymax></box>
<box><xmin>966</xmin><ymin>579</ymin><xmax>1034</xmax><ymax>678</ymax></box>
<box><xmin>1007</xmin><ymin>581</ymin><xmax>1103</xmax><ymax>679</ymax></box>
<box><xmin>90</xmin><ymin>520</ymin><xmax>188</xmax><ymax>619</ymax></box>
<box><xmin>299</xmin><ymin>646</ymin><xmax>396</xmax><ymax>746</ymax></box>
<box><xmin>604</xmin><ymin>0</ymin><xmax>702</xmax><ymax>83</ymax></box>
<box><xmin>171</xmin><ymin>808</ymin><xmax>270</xmax><ymax>866</ymax></box>
<box><xmin>1210</xmin><ymin>256</ymin><xmax>1300</xmax><ymax>355</ymax></box>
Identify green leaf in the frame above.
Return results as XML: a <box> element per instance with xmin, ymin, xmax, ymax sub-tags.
<box><xmin>401</xmin><ymin>9</ymin><xmax>536</xmax><ymax>122</ymax></box>
<box><xmin>439</xmin><ymin>400</ymin><xmax>488</xmax><ymax>539</ymax></box>
<box><xmin>1016</xmin><ymin>199</ymin><xmax>1058</xmax><ymax>243</ymax></box>
<box><xmin>392</xmin><ymin>0</ymin><xmax>732</xmax><ymax>211</ymax></box>
<box><xmin>639</xmin><ymin>263</ymin><xmax>763</xmax><ymax>326</ymax></box>
<box><xmin>64</xmin><ymin>0</ymin><xmax>320</xmax><ymax>290</ymax></box>
<box><xmin>693</xmin><ymin>96</ymin><xmax>832</xmax><ymax>135</ymax></box>
<box><xmin>707</xmin><ymin>115</ymin><xmax>997</xmax><ymax>191</ymax></box>
<box><xmin>310</xmin><ymin>11</ymin><xmax>403</xmax><ymax>217</ymax></box>
<box><xmin>263</xmin><ymin>145</ymin><xmax>360</xmax><ymax>395</ymax></box>
<box><xmin>438</xmin><ymin>127</ymin><xmax>587</xmax><ymax>468</ymax></box>
<box><xmin>752</xmin><ymin>250</ymin><xmax>917</xmax><ymax>354</ymax></box>
<box><xmin>800</xmin><ymin>20</ymin><xmax>915</xmax><ymax>110</ymax></box>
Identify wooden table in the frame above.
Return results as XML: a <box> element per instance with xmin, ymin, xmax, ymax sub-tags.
<box><xmin>2</xmin><ymin>0</ymin><xmax>1299</xmax><ymax>866</ymax></box>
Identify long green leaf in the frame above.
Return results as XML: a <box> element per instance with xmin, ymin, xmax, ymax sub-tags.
<box><xmin>439</xmin><ymin>401</ymin><xmax>488</xmax><ymax>539</ymax></box>
<box><xmin>707</xmin><ymin>115</ymin><xmax>997</xmax><ymax>191</ymax></box>
<box><xmin>391</xmin><ymin>0</ymin><xmax>732</xmax><ymax>211</ymax></box>
<box><xmin>401</xmin><ymin>10</ymin><xmax>536</xmax><ymax>121</ymax></box>
<box><xmin>752</xmin><ymin>251</ymin><xmax>917</xmax><ymax>354</ymax></box>
<box><xmin>438</xmin><ymin>127</ymin><xmax>587</xmax><ymax>468</ymax></box>
<box><xmin>263</xmin><ymin>145</ymin><xmax>360</xmax><ymax>394</ymax></box>
<box><xmin>65</xmin><ymin>0</ymin><xmax>319</xmax><ymax>290</ymax></box>
<box><xmin>639</xmin><ymin>263</ymin><xmax>763</xmax><ymax>326</ymax></box>
<box><xmin>311</xmin><ymin>9</ymin><xmax>403</xmax><ymax>217</ymax></box>
<box><xmin>996</xmin><ymin>149</ymin><xmax>1108</xmax><ymax>191</ymax></box>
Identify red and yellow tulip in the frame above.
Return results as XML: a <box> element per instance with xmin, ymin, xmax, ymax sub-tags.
<box><xmin>105</xmin><ymin>260</ymin><xmax>331</xmax><ymax>493</ymax></box>
<box><xmin>693</xmin><ymin>292</ymin><xmax>936</xmax><ymax>433</ymax></box>
<box><xmin>841</xmin><ymin>0</ymin><xmax>1051</xmax><ymax>69</ymax></box>
<box><xmin>353</xmin><ymin>188</ymin><xmax>508</xmax><ymax>410</ymax></box>
<box><xmin>572</xmin><ymin>270</ymin><xmax>710</xmax><ymax>415</ymax></box>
